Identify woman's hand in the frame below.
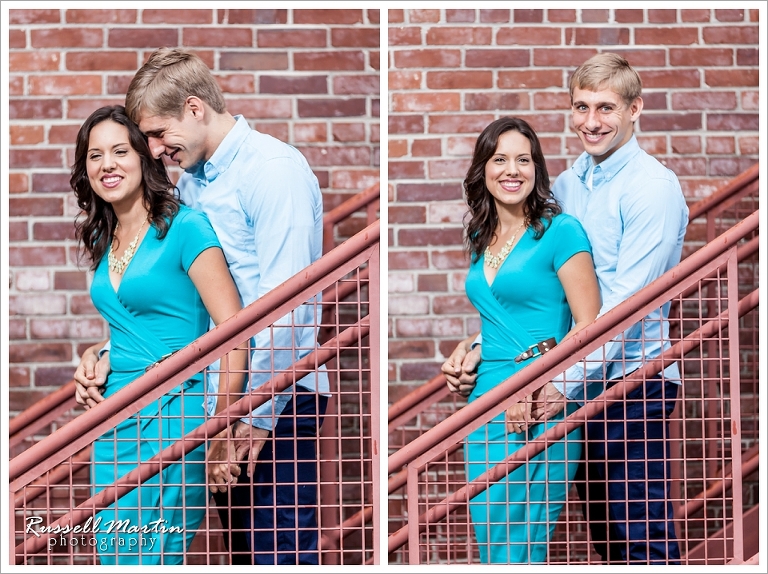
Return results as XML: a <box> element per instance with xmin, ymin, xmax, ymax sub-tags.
<box><xmin>206</xmin><ymin>427</ymin><xmax>241</xmax><ymax>493</ymax></box>
<box><xmin>505</xmin><ymin>395</ymin><xmax>535</xmax><ymax>434</ymax></box>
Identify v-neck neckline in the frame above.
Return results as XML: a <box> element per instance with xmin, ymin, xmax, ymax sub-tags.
<box><xmin>483</xmin><ymin>226</ymin><xmax>528</xmax><ymax>288</ymax></box>
<box><xmin>108</xmin><ymin>223</ymin><xmax>151</xmax><ymax>294</ymax></box>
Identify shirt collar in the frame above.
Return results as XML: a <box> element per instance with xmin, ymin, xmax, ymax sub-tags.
<box><xmin>186</xmin><ymin>115</ymin><xmax>251</xmax><ymax>182</ymax></box>
<box><xmin>572</xmin><ymin>134</ymin><xmax>641</xmax><ymax>184</ymax></box>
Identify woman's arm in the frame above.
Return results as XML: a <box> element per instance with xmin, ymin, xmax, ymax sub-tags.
<box><xmin>187</xmin><ymin>246</ymin><xmax>248</xmax><ymax>493</ymax></box>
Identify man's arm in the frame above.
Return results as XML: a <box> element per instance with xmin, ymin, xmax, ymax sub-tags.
<box><xmin>552</xmin><ymin>179</ymin><xmax>687</xmax><ymax>400</ymax></box>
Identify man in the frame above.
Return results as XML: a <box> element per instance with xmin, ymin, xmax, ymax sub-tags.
<box><xmin>443</xmin><ymin>52</ymin><xmax>688</xmax><ymax>564</ymax></box>
<box><xmin>74</xmin><ymin>47</ymin><xmax>329</xmax><ymax>565</ymax></box>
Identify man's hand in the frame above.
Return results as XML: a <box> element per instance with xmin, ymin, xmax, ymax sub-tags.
<box><xmin>442</xmin><ymin>339</ymin><xmax>481</xmax><ymax>397</ymax></box>
<box><xmin>207</xmin><ymin>428</ymin><xmax>242</xmax><ymax>493</ymax></box>
<box><xmin>506</xmin><ymin>395</ymin><xmax>535</xmax><ymax>434</ymax></box>
<box><xmin>531</xmin><ymin>382</ymin><xmax>566</xmax><ymax>421</ymax></box>
<box><xmin>74</xmin><ymin>348</ymin><xmax>111</xmax><ymax>409</ymax></box>
<box><xmin>231</xmin><ymin>421</ymin><xmax>270</xmax><ymax>478</ymax></box>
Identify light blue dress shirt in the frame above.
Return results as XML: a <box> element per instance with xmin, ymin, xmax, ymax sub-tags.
<box><xmin>177</xmin><ymin>115</ymin><xmax>330</xmax><ymax>430</ymax></box>
<box><xmin>550</xmin><ymin>135</ymin><xmax>689</xmax><ymax>401</ymax></box>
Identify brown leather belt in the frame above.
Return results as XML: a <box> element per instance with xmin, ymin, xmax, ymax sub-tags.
<box><xmin>514</xmin><ymin>337</ymin><xmax>557</xmax><ymax>363</ymax></box>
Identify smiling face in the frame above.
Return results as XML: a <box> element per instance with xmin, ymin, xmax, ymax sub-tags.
<box><xmin>86</xmin><ymin>120</ymin><xmax>144</xmax><ymax>210</ymax></box>
<box><xmin>483</xmin><ymin>129</ymin><xmax>536</xmax><ymax>215</ymax></box>
<box><xmin>571</xmin><ymin>85</ymin><xmax>643</xmax><ymax>164</ymax></box>
<box><xmin>138</xmin><ymin>101</ymin><xmax>209</xmax><ymax>170</ymax></box>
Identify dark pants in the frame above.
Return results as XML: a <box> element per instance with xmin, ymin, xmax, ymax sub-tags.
<box><xmin>575</xmin><ymin>376</ymin><xmax>681</xmax><ymax>564</ymax></box>
<box><xmin>213</xmin><ymin>393</ymin><xmax>328</xmax><ymax>565</ymax></box>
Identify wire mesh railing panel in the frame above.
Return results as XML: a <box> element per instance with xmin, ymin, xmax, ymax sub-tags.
<box><xmin>11</xmin><ymin>230</ymin><xmax>379</xmax><ymax>566</ymax></box>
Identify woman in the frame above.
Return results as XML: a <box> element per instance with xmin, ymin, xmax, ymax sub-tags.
<box><xmin>457</xmin><ymin>117</ymin><xmax>600</xmax><ymax>563</ymax></box>
<box><xmin>71</xmin><ymin>105</ymin><xmax>245</xmax><ymax>564</ymax></box>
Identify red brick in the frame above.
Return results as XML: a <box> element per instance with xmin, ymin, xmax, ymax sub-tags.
<box><xmin>389</xmin><ymin>139</ymin><xmax>407</xmax><ymax>158</ymax></box>
<box><xmin>332</xmin><ymin>75</ymin><xmax>379</xmax><ymax>95</ymax></box>
<box><xmin>65</xmin><ymin>9</ymin><xmax>138</xmax><ymax>23</ymax></box>
<box><xmin>429</xmin><ymin>114</ymin><xmax>496</xmax><ymax>134</ymax></box>
<box><xmin>184</xmin><ymin>27</ymin><xmax>252</xmax><ymax>47</ymax></box>
<box><xmin>66</xmin><ymin>97</ymin><xmax>124</xmax><ymax>119</ymax></box>
<box><xmin>9</xmin><ymin>366</ymin><xmax>31</xmax><ymax>387</ymax></box>
<box><xmin>224</xmin><ymin>97</ymin><xmax>291</xmax><ymax>118</ymax></box>
<box><xmin>259</xmin><ymin>75</ymin><xmax>326</xmax><ymax>94</ymax></box>
<box><xmin>368</xmin><ymin>9</ymin><xmax>380</xmax><ymax>24</ymax></box>
<box><xmin>465</xmin><ymin>48</ymin><xmax>529</xmax><ymax>68</ymax></box>
<box><xmin>389</xmin><ymin>115</ymin><xmax>425</xmax><ymax>134</ymax></box>
<box><xmin>10</xmin><ymin>125</ymin><xmax>44</xmax><ymax>145</ymax></box>
<box><xmin>258</xmin><ymin>28</ymin><xmax>326</xmax><ymax>48</ymax></box>
<box><xmin>640</xmin><ymin>69</ymin><xmax>701</xmax><ymax>88</ymax></box>
<box><xmin>388</xmin><ymin>295</ymin><xmax>429</xmax><ymax>314</ymax></box>
<box><xmin>427</xmin><ymin>71</ymin><xmax>492</xmax><ymax>90</ymax></box>
<box><xmin>10</xmin><ymin>98</ymin><xmax>63</xmax><ymax>120</ymax></box>
<box><xmin>389</xmin><ymin>26</ymin><xmax>422</xmax><ymax>46</ymax></box>
<box><xmin>9</xmin><ymin>197</ymin><xmax>62</xmax><ymax>217</ymax></box>
<box><xmin>447</xmin><ymin>136</ymin><xmax>478</xmax><ymax>157</ymax></box>
<box><xmin>295</xmin><ymin>51</ymin><xmax>365</xmax><ymax>71</ymax></box>
<box><xmin>224</xmin><ymin>9</ymin><xmax>287</xmax><ymax>25</ymax></box>
<box><xmin>408</xmin><ymin>9</ymin><xmax>440</xmax><ymax>23</ymax></box>
<box><xmin>659</xmin><ymin>157</ymin><xmax>707</xmax><ymax>176</ymax></box>
<box><xmin>389</xmin><ymin>70</ymin><xmax>422</xmax><ymax>90</ymax></box>
<box><xmin>412</xmin><ymin>139</ymin><xmax>442</xmax><ymax>157</ymax></box>
<box><xmin>9</xmin><ymin>293</ymin><xmax>67</xmax><ymax>315</ymax></box>
<box><xmin>514</xmin><ymin>9</ymin><xmax>543</xmax><ymax>23</ymax></box>
<box><xmin>418</xmin><ymin>274</ymin><xmax>448</xmax><ymax>292</ymax></box>
<box><xmin>399</xmin><ymin>361</ymin><xmax>444</xmax><ymax>381</ymax></box>
<box><xmin>396</xmin><ymin>317</ymin><xmax>465</xmax><ymax>338</ymax></box>
<box><xmin>298</xmin><ymin>98</ymin><xmax>366</xmax><ymax>118</ymax></box>
<box><xmin>10</xmin><ymin>149</ymin><xmax>63</xmax><ymax>169</ymax></box>
<box><xmin>298</xmin><ymin>146</ymin><xmax>371</xmax><ymax>167</ymax></box>
<box><xmin>142</xmin><ymin>9</ymin><xmax>212</xmax><ymax>23</ymax></box>
<box><xmin>8</xmin><ymin>76</ymin><xmax>23</xmax><ymax>95</ymax></box>
<box><xmin>710</xmin><ymin>158</ymin><xmax>758</xmax><ymax>177</ymax></box>
<box><xmin>426</xmin><ymin>27</ymin><xmax>492</xmax><ymax>45</ymax></box>
<box><xmin>9</xmin><ymin>246</ymin><xmax>68</xmax><ymax>267</ymax></box>
<box><xmin>70</xmin><ymin>294</ymin><xmax>99</xmax><ymax>315</ymax></box>
<box><xmin>370</xmin><ymin>51</ymin><xmax>381</xmax><ymax>71</ymax></box>
<box><xmin>707</xmin><ymin>113</ymin><xmax>758</xmax><ymax>131</ymax></box>
<box><xmin>9</xmin><ymin>51</ymin><xmax>60</xmax><ymax>72</ymax></box>
<box><xmin>670</xmin><ymin>136</ymin><xmax>702</xmax><ymax>154</ymax></box>
<box><xmin>389</xmin><ymin>340</ymin><xmax>436</xmax><ymax>359</ymax></box>
<box><xmin>703</xmin><ymin>69</ymin><xmax>758</xmax><ymax>87</ymax></box>
<box><xmin>480</xmin><ymin>9</ymin><xmax>510</xmax><ymax>23</ymax></box>
<box><xmin>294</xmin><ymin>9</ymin><xmax>363</xmax><ymax>24</ymax></box>
<box><xmin>706</xmin><ymin>136</ymin><xmax>735</xmax><ymax>155</ymax></box>
<box><xmin>737</xmin><ymin>47</ymin><xmax>758</xmax><ymax>66</ymax></box>
<box><xmin>703</xmin><ymin>25</ymin><xmax>758</xmax><ymax>44</ymax></box>
<box><xmin>291</xmin><ymin>122</ymin><xmax>326</xmax><ymax>143</ymax></box>
<box><xmin>445</xmin><ymin>9</ymin><xmax>475</xmax><ymax>23</ymax></box>
<box><xmin>393</xmin><ymin>49</ymin><xmax>461</xmax><ymax>69</ymax></box>
<box><xmin>389</xmin><ymin>9</ymin><xmax>405</xmax><ymax>24</ymax></box>
<box><xmin>498</xmin><ymin>69</ymin><xmax>562</xmax><ymax>89</ymax></box>
<box><xmin>389</xmin><ymin>250</ymin><xmax>429</xmax><ymax>269</ymax></box>
<box><xmin>9</xmin><ymin>343</ymin><xmax>72</xmax><ymax>363</ymax></box>
<box><xmin>533</xmin><ymin>47</ymin><xmax>597</xmax><ymax>66</ymax></box>
<box><xmin>13</xmin><ymin>269</ymin><xmax>51</xmax><ymax>291</ymax></box>
<box><xmin>715</xmin><ymin>9</ymin><xmax>745</xmax><ymax>22</ymax></box>
<box><xmin>33</xmin><ymin>366</ymin><xmax>80</xmax><ymax>388</ymax></box>
<box><xmin>636</xmin><ymin>27</ymin><xmax>698</xmax><ymax>45</ymax></box>
<box><xmin>681</xmin><ymin>10</ymin><xmax>711</xmax><ymax>23</ymax></box>
<box><xmin>548</xmin><ymin>9</ymin><xmax>576</xmax><ymax>23</ymax></box>
<box><xmin>9</xmin><ymin>28</ymin><xmax>26</xmax><ymax>48</ymax></box>
<box><xmin>54</xmin><ymin>271</ymin><xmax>88</xmax><ymax>291</ymax></box>
<box><xmin>567</xmin><ymin>27</ymin><xmax>630</xmax><ymax>45</ymax></box>
<box><xmin>329</xmin><ymin>169</ymin><xmax>378</xmax><ymax>190</ymax></box>
<box><xmin>433</xmin><ymin>295</ymin><xmax>476</xmax><ymax>314</ymax></box>
<box><xmin>66</xmin><ymin>51</ymin><xmax>140</xmax><ymax>71</ymax></box>
<box><xmin>615</xmin><ymin>9</ymin><xmax>644</xmax><ymax>23</ymax></box>
<box><xmin>107</xmin><ymin>28</ymin><xmax>179</xmax><ymax>48</ymax></box>
<box><xmin>582</xmin><ymin>9</ymin><xmax>609</xmax><ymax>23</ymax></box>
<box><xmin>648</xmin><ymin>9</ymin><xmax>677</xmax><ymax>23</ymax></box>
<box><xmin>31</xmin><ymin>318</ymin><xmax>106</xmax><ymax>339</ymax></box>
<box><xmin>670</xmin><ymin>47</ymin><xmax>734</xmax><ymax>67</ymax></box>
<box><xmin>498</xmin><ymin>27</ymin><xmax>559</xmax><ymax>45</ymax></box>
<box><xmin>29</xmin><ymin>75</ymin><xmax>101</xmax><ymax>96</ymax></box>
<box><xmin>738</xmin><ymin>136</ymin><xmax>759</xmax><ymax>155</ymax></box>
<box><xmin>31</xmin><ymin>27</ymin><xmax>102</xmax><ymax>48</ymax></box>
<box><xmin>8</xmin><ymin>389</ymin><xmax>55</xmax><ymax>412</ymax></box>
<box><xmin>397</xmin><ymin>182</ymin><xmax>463</xmax><ymax>202</ymax></box>
<box><xmin>8</xmin><ymin>319</ymin><xmax>27</xmax><ymax>340</ymax></box>
<box><xmin>389</xmin><ymin>205</ymin><xmax>426</xmax><ymax>224</ymax></box>
<box><xmin>533</xmin><ymin>92</ymin><xmax>570</xmax><ymax>110</ymax></box>
<box><xmin>672</xmin><ymin>91</ymin><xmax>737</xmax><ymax>110</ymax></box>
<box><xmin>742</xmin><ymin>91</ymin><xmax>759</xmax><ymax>110</ymax></box>
<box><xmin>332</xmin><ymin>28</ymin><xmax>379</xmax><ymax>48</ymax></box>
<box><xmin>391</xmin><ymin>92</ymin><xmax>460</xmax><ymax>112</ymax></box>
<box><xmin>639</xmin><ymin>113</ymin><xmax>702</xmax><ymax>131</ymax></box>
<box><xmin>220</xmin><ymin>51</ymin><xmax>288</xmax><ymax>71</ymax></box>
<box><xmin>389</xmin><ymin>161</ymin><xmax>425</xmax><ymax>179</ymax></box>
<box><xmin>332</xmin><ymin>123</ymin><xmax>366</xmax><ymax>142</ymax></box>
<box><xmin>10</xmin><ymin>9</ymin><xmax>61</xmax><ymax>24</ymax></box>
<box><xmin>466</xmin><ymin>92</ymin><xmax>529</xmax><ymax>111</ymax></box>
<box><xmin>33</xmin><ymin>222</ymin><xmax>77</xmax><ymax>241</ymax></box>
<box><xmin>428</xmin><ymin>159</ymin><xmax>469</xmax><ymax>179</ymax></box>
<box><xmin>217</xmin><ymin>74</ymin><xmax>256</xmax><ymax>94</ymax></box>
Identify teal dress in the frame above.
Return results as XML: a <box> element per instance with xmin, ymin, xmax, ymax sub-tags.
<box><xmin>89</xmin><ymin>206</ymin><xmax>220</xmax><ymax>565</ymax></box>
<box><xmin>464</xmin><ymin>214</ymin><xmax>590</xmax><ymax>564</ymax></box>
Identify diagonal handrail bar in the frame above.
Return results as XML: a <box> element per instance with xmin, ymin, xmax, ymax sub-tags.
<box><xmin>687</xmin><ymin>163</ymin><xmax>758</xmax><ymax>221</ymax></box>
<box><xmin>13</xmin><ymin>318</ymin><xmax>369</xmax><ymax>560</ymax></box>
<box><xmin>10</xmin><ymin>220</ymin><xmax>379</xmax><ymax>488</ymax></box>
<box><xmin>388</xmin><ymin>210</ymin><xmax>757</xmax><ymax>475</ymax></box>
<box><xmin>387</xmin><ymin>286</ymin><xmax>758</xmax><ymax>553</ymax></box>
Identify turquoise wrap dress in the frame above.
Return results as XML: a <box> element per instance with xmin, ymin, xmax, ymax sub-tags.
<box><xmin>89</xmin><ymin>206</ymin><xmax>220</xmax><ymax>564</ymax></box>
<box><xmin>464</xmin><ymin>213</ymin><xmax>590</xmax><ymax>564</ymax></box>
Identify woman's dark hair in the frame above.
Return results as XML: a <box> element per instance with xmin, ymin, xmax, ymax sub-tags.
<box><xmin>70</xmin><ymin>105</ymin><xmax>180</xmax><ymax>270</ymax></box>
<box><xmin>463</xmin><ymin>117</ymin><xmax>561</xmax><ymax>262</ymax></box>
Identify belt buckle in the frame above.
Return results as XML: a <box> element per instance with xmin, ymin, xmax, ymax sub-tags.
<box><xmin>145</xmin><ymin>351</ymin><xmax>176</xmax><ymax>373</ymax></box>
<box><xmin>514</xmin><ymin>338</ymin><xmax>555</xmax><ymax>364</ymax></box>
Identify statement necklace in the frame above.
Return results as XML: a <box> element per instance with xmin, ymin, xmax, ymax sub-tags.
<box><xmin>484</xmin><ymin>219</ymin><xmax>526</xmax><ymax>269</ymax></box>
<box><xmin>108</xmin><ymin>217</ymin><xmax>148</xmax><ymax>275</ymax></box>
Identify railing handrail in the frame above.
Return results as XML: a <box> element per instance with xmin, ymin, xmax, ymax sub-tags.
<box><xmin>10</xmin><ymin>219</ymin><xmax>380</xmax><ymax>486</ymax></box>
<box><xmin>387</xmin><ymin>210</ymin><xmax>758</xmax><ymax>474</ymax></box>
<box><xmin>324</xmin><ymin>182</ymin><xmax>380</xmax><ymax>227</ymax></box>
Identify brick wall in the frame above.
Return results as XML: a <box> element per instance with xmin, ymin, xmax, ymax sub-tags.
<box><xmin>7</xmin><ymin>8</ymin><xmax>380</xmax><ymax>413</ymax></box>
<box><xmin>387</xmin><ymin>7</ymin><xmax>760</xmax><ymax>398</ymax></box>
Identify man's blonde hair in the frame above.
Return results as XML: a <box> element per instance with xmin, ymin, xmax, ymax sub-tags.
<box><xmin>569</xmin><ymin>52</ymin><xmax>642</xmax><ymax>106</ymax></box>
<box><xmin>125</xmin><ymin>47</ymin><xmax>226</xmax><ymax>123</ymax></box>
